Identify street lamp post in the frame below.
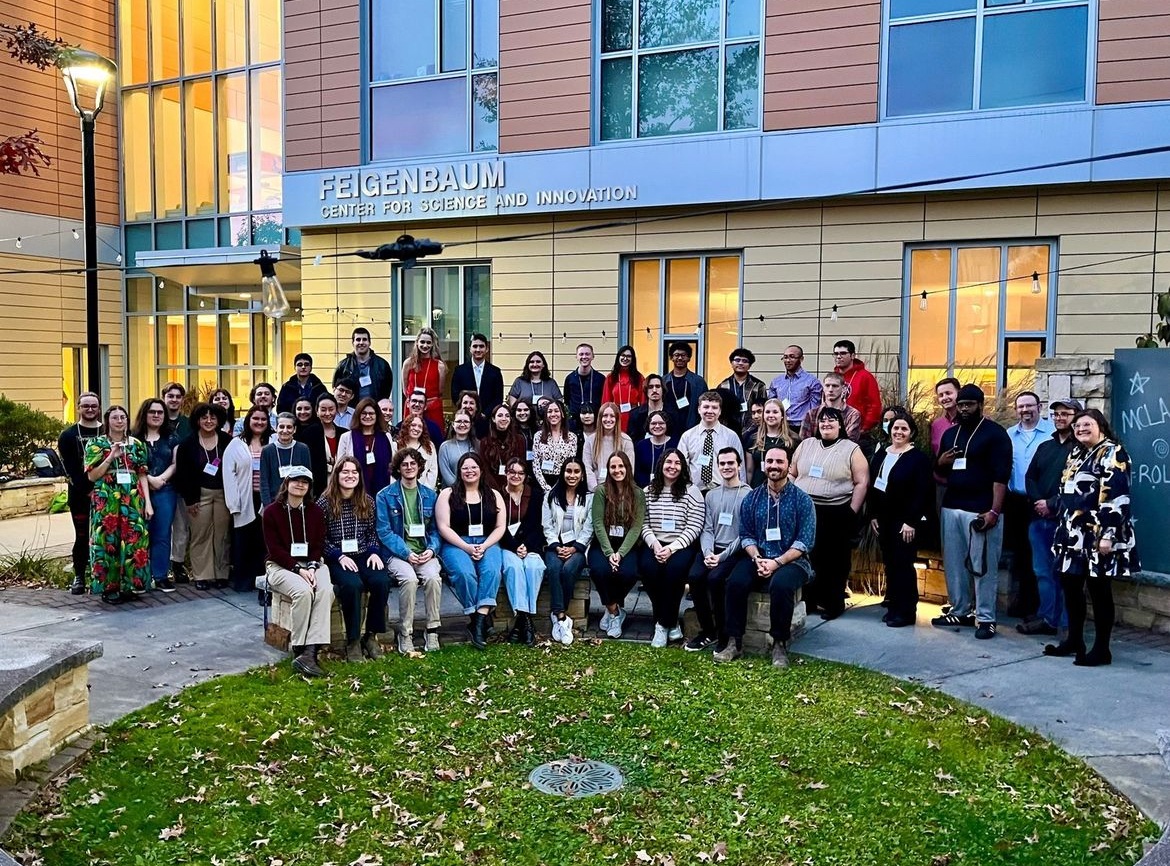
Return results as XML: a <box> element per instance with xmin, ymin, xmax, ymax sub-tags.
<box><xmin>59</xmin><ymin>48</ymin><xmax>116</xmax><ymax>397</ymax></box>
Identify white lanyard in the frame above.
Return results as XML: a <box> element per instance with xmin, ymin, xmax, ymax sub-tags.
<box><xmin>955</xmin><ymin>416</ymin><xmax>985</xmax><ymax>455</ymax></box>
<box><xmin>287</xmin><ymin>504</ymin><xmax>309</xmax><ymax>558</ymax></box>
<box><xmin>577</xmin><ymin>371</ymin><xmax>593</xmax><ymax>407</ymax></box>
<box><xmin>670</xmin><ymin>376</ymin><xmax>688</xmax><ymax>402</ymax></box>
<box><xmin>531</xmin><ymin>380</ymin><xmax>545</xmax><ymax>403</ymax></box>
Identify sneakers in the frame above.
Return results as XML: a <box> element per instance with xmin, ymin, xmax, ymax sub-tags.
<box><xmin>713</xmin><ymin>642</ymin><xmax>743</xmax><ymax>663</ymax></box>
<box><xmin>931</xmin><ymin>613</ymin><xmax>976</xmax><ymax>628</ymax></box>
<box><xmin>155</xmin><ymin>578</ymin><xmax>176</xmax><ymax>593</ymax></box>
<box><xmin>771</xmin><ymin>642</ymin><xmax>790</xmax><ymax>668</ymax></box>
<box><xmin>558</xmin><ymin>615</ymin><xmax>574</xmax><ymax>645</ymax></box>
<box><xmin>1016</xmin><ymin>618</ymin><xmax>1058</xmax><ymax>636</ymax></box>
<box><xmin>667</xmin><ymin>625</ymin><xmax>683</xmax><ymax>642</ymax></box>
<box><xmin>345</xmin><ymin>640</ymin><xmax>365</xmax><ymax>662</ymax></box>
<box><xmin>599</xmin><ymin>610</ymin><xmax>614</xmax><ymax>632</ymax></box>
<box><xmin>423</xmin><ymin>631</ymin><xmax>441</xmax><ymax>652</ymax></box>
<box><xmin>685</xmin><ymin>633</ymin><xmax>717</xmax><ymax>652</ymax></box>
<box><xmin>974</xmin><ymin>622</ymin><xmax>997</xmax><ymax>640</ymax></box>
<box><xmin>171</xmin><ymin>561</ymin><xmax>189</xmax><ymax>584</ymax></box>
<box><xmin>550</xmin><ymin>615</ymin><xmax>565</xmax><ymax>644</ymax></box>
<box><xmin>363</xmin><ymin>633</ymin><xmax>384</xmax><ymax>659</ymax></box>
<box><xmin>651</xmin><ymin>624</ymin><xmax>668</xmax><ymax>648</ymax></box>
<box><xmin>606</xmin><ymin>608</ymin><xmax>626</xmax><ymax>639</ymax></box>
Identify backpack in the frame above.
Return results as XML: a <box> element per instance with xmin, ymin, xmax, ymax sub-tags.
<box><xmin>32</xmin><ymin>447</ymin><xmax>66</xmax><ymax>478</ymax></box>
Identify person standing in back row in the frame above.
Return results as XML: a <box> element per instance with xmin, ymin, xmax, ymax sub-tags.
<box><xmin>401</xmin><ymin>327</ymin><xmax>447</xmax><ymax>433</ymax></box>
<box><xmin>277</xmin><ymin>353</ymin><xmax>327</xmax><ymax>414</ymax></box>
<box><xmin>1004</xmin><ymin>391</ymin><xmax>1055</xmax><ymax>621</ymax></box>
<box><xmin>450</xmin><ymin>333</ymin><xmax>504</xmax><ymax>413</ymax></box>
<box><xmin>833</xmin><ymin>340</ymin><xmax>882</xmax><ymax>456</ymax></box>
<box><xmin>717</xmin><ymin>347</ymin><xmax>767</xmax><ymax>433</ymax></box>
<box><xmin>60</xmin><ymin>392</ymin><xmax>103</xmax><ymax>594</ymax></box>
<box><xmin>662</xmin><ymin>342</ymin><xmax>708</xmax><ymax>430</ymax></box>
<box><xmin>162</xmin><ymin>382</ymin><xmax>191</xmax><ymax>583</ymax></box>
<box><xmin>564</xmin><ymin>343</ymin><xmax>606</xmax><ymax>433</ymax></box>
<box><xmin>334</xmin><ymin>327</ymin><xmax>393</xmax><ymax>402</ymax></box>
<box><xmin>767</xmin><ymin>346</ymin><xmax>821</xmax><ymax>438</ymax></box>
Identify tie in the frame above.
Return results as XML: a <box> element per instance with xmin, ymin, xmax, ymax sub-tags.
<box><xmin>701</xmin><ymin>429</ymin><xmax>714</xmax><ymax>487</ymax></box>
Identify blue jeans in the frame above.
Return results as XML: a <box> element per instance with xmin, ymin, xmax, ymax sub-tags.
<box><xmin>1029</xmin><ymin>519</ymin><xmax>1066</xmax><ymax>628</ymax></box>
<box><xmin>502</xmin><ymin>550</ymin><xmax>546</xmax><ymax>614</ymax></box>
<box><xmin>441</xmin><ymin>536</ymin><xmax>504</xmax><ymax>614</ymax></box>
<box><xmin>148</xmin><ymin>485</ymin><xmax>178</xmax><ymax>585</ymax></box>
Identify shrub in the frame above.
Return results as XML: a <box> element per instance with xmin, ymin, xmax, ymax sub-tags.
<box><xmin>0</xmin><ymin>394</ymin><xmax>66</xmax><ymax>476</ymax></box>
<box><xmin>0</xmin><ymin>547</ymin><xmax>71</xmax><ymax>589</ymax></box>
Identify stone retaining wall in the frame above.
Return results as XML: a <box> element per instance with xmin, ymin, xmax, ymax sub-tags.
<box><xmin>0</xmin><ymin>478</ymin><xmax>65</xmax><ymax>521</ymax></box>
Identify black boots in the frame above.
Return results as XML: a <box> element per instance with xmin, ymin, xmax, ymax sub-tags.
<box><xmin>468</xmin><ymin>612</ymin><xmax>488</xmax><ymax>650</ymax></box>
<box><xmin>292</xmin><ymin>645</ymin><xmax>326</xmax><ymax>677</ymax></box>
<box><xmin>507</xmin><ymin>612</ymin><xmax>537</xmax><ymax>647</ymax></box>
<box><xmin>523</xmin><ymin>613</ymin><xmax>536</xmax><ymax>647</ymax></box>
<box><xmin>70</xmin><ymin>574</ymin><xmax>86</xmax><ymax>595</ymax></box>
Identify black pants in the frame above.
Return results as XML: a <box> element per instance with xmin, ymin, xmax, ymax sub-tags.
<box><xmin>1060</xmin><ymin>571</ymin><xmax>1114</xmax><ymax>653</ymax></box>
<box><xmin>878</xmin><ymin>521</ymin><xmax>919</xmax><ymax>621</ymax></box>
<box><xmin>545</xmin><ymin>548</ymin><xmax>587</xmax><ymax>614</ymax></box>
<box><xmin>687</xmin><ymin>551</ymin><xmax>737</xmax><ymax>637</ymax></box>
<box><xmin>68</xmin><ymin>488</ymin><xmax>90</xmax><ymax>582</ymax></box>
<box><xmin>327</xmin><ymin>559</ymin><xmax>392</xmax><ymax>641</ymax></box>
<box><xmin>588</xmin><ymin>544</ymin><xmax>639</xmax><ymax>609</ymax></box>
<box><xmin>231</xmin><ymin>493</ymin><xmax>265</xmax><ymax>593</ymax></box>
<box><xmin>1004</xmin><ymin>492</ymin><xmax>1038</xmax><ymax>616</ymax></box>
<box><xmin>638</xmin><ymin>545</ymin><xmax>696</xmax><ymax>629</ymax></box>
<box><xmin>725</xmin><ymin>556</ymin><xmax>807</xmax><ymax>643</ymax></box>
<box><xmin>805</xmin><ymin>501</ymin><xmax>856</xmax><ymax>616</ymax></box>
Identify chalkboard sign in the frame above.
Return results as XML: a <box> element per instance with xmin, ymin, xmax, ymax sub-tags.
<box><xmin>1113</xmin><ymin>348</ymin><xmax>1170</xmax><ymax>576</ymax></box>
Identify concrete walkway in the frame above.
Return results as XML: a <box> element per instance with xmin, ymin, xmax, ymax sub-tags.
<box><xmin>0</xmin><ymin>513</ymin><xmax>73</xmax><ymax>560</ymax></box>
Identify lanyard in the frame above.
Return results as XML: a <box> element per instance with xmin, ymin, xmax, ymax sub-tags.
<box><xmin>731</xmin><ymin>378</ymin><xmax>745</xmax><ymax>401</ymax></box>
<box><xmin>955</xmin><ymin>417</ymin><xmax>985</xmax><ymax>455</ymax></box>
<box><xmin>201</xmin><ymin>440</ymin><xmax>220</xmax><ymax>464</ymax></box>
<box><xmin>650</xmin><ymin>439</ymin><xmax>667</xmax><ymax>469</ymax></box>
<box><xmin>276</xmin><ymin>443</ymin><xmax>294</xmax><ymax>470</ymax></box>
<box><xmin>507</xmin><ymin>491</ymin><xmax>523</xmax><ymax>525</ymax></box>
<box><xmin>767</xmin><ymin>486</ymin><xmax>783</xmax><ymax>534</ymax></box>
<box><xmin>670</xmin><ymin>375</ymin><xmax>688</xmax><ymax>402</ymax></box>
<box><xmin>286</xmin><ymin>503</ymin><xmax>307</xmax><ymax>547</ymax></box>
<box><xmin>577</xmin><ymin>371</ymin><xmax>593</xmax><ymax>407</ymax></box>
<box><xmin>531</xmin><ymin>380</ymin><xmax>545</xmax><ymax>402</ymax></box>
<box><xmin>716</xmin><ymin>485</ymin><xmax>738</xmax><ymax>520</ymax></box>
<box><xmin>109</xmin><ymin>438</ymin><xmax>131</xmax><ymax>471</ymax></box>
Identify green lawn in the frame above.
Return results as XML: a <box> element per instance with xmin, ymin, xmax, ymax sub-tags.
<box><xmin>6</xmin><ymin>642</ymin><xmax>1156</xmax><ymax>866</ymax></box>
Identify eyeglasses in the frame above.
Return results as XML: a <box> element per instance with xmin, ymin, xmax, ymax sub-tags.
<box><xmin>832</xmin><ymin>350</ymin><xmax>850</xmax><ymax>356</ymax></box>
<box><xmin>146</xmin><ymin>409</ymin><xmax>164</xmax><ymax>415</ymax></box>
<box><xmin>782</xmin><ymin>354</ymin><xmax>801</xmax><ymax>360</ymax></box>
<box><xmin>732</xmin><ymin>357</ymin><xmax>750</xmax><ymax>363</ymax></box>
<box><xmin>505</xmin><ymin>468</ymin><xmax>525</xmax><ymax>476</ymax></box>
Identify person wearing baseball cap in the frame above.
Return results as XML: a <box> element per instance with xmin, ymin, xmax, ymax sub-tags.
<box><xmin>1018</xmin><ymin>398</ymin><xmax>1082</xmax><ymax>637</ymax></box>
<box><xmin>262</xmin><ymin>464</ymin><xmax>333</xmax><ymax>677</ymax></box>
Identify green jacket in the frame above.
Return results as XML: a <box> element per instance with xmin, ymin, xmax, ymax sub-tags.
<box><xmin>591</xmin><ymin>484</ymin><xmax>645</xmax><ymax>558</ymax></box>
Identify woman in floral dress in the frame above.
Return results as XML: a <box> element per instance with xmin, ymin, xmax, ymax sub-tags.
<box><xmin>86</xmin><ymin>405</ymin><xmax>153</xmax><ymax>603</ymax></box>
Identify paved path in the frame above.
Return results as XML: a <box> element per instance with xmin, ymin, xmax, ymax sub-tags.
<box><xmin>0</xmin><ymin>513</ymin><xmax>73</xmax><ymax>559</ymax></box>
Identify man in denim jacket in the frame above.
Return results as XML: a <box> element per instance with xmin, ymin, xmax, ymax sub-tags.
<box><xmin>376</xmin><ymin>446</ymin><xmax>443</xmax><ymax>653</ymax></box>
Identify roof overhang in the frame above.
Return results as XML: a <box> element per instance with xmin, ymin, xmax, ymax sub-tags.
<box><xmin>134</xmin><ymin>244</ymin><xmax>301</xmax><ymax>288</ymax></box>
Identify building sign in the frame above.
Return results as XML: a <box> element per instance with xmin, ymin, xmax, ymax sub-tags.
<box><xmin>1113</xmin><ymin>348</ymin><xmax>1170</xmax><ymax>575</ymax></box>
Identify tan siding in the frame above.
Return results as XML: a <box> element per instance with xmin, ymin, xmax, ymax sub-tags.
<box><xmin>283</xmin><ymin>0</ymin><xmax>361</xmax><ymax>172</ymax></box>
<box><xmin>762</xmin><ymin>0</ymin><xmax>880</xmax><ymax>131</ymax></box>
<box><xmin>1096</xmin><ymin>1</ymin><xmax>1170</xmax><ymax>104</ymax></box>
<box><xmin>497</xmin><ymin>0</ymin><xmax>591</xmax><ymax>154</ymax></box>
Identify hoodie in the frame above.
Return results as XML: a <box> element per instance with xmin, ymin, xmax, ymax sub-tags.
<box><xmin>837</xmin><ymin>359</ymin><xmax>882</xmax><ymax>433</ymax></box>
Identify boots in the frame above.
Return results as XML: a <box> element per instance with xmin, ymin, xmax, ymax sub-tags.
<box><xmin>292</xmin><ymin>645</ymin><xmax>326</xmax><ymax>677</ymax></box>
<box><xmin>468</xmin><ymin>612</ymin><xmax>487</xmax><ymax>650</ymax></box>
<box><xmin>345</xmin><ymin>640</ymin><xmax>365</xmax><ymax>662</ymax></box>
<box><xmin>70</xmin><ymin>573</ymin><xmax>86</xmax><ymax>595</ymax></box>
<box><xmin>523</xmin><ymin>612</ymin><xmax>536</xmax><ymax>647</ymax></box>
<box><xmin>508</xmin><ymin>612</ymin><xmax>526</xmax><ymax>644</ymax></box>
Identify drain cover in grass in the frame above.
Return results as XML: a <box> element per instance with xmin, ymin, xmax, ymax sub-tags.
<box><xmin>529</xmin><ymin>758</ymin><xmax>624</xmax><ymax>798</ymax></box>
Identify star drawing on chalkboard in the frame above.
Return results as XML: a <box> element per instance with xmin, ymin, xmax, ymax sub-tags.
<box><xmin>1129</xmin><ymin>372</ymin><xmax>1150</xmax><ymax>396</ymax></box>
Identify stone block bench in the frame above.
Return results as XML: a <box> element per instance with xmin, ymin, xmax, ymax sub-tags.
<box><xmin>0</xmin><ymin>638</ymin><xmax>102</xmax><ymax>784</ymax></box>
<box><xmin>682</xmin><ymin>589</ymin><xmax>806</xmax><ymax>655</ymax></box>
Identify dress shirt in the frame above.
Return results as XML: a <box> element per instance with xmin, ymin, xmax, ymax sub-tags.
<box><xmin>678</xmin><ymin>422</ymin><xmax>746</xmax><ymax>489</ymax></box>
<box><xmin>1006</xmin><ymin>418</ymin><xmax>1056</xmax><ymax>494</ymax></box>
<box><xmin>767</xmin><ymin>369</ymin><xmax>823</xmax><ymax>423</ymax></box>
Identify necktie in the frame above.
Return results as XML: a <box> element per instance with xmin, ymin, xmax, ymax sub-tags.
<box><xmin>701</xmin><ymin>429</ymin><xmax>714</xmax><ymax>487</ymax></box>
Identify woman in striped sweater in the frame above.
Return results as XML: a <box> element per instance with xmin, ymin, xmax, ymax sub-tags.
<box><xmin>639</xmin><ymin>447</ymin><xmax>705</xmax><ymax>648</ymax></box>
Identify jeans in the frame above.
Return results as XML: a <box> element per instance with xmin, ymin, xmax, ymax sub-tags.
<box><xmin>441</xmin><ymin>536</ymin><xmax>503</xmax><ymax>614</ymax></box>
<box><xmin>544</xmin><ymin>549</ymin><xmax>586</xmax><ymax>614</ymax></box>
<box><xmin>1029</xmin><ymin>519</ymin><xmax>1066</xmax><ymax>629</ymax></box>
<box><xmin>637</xmin><ymin>545</ymin><xmax>696</xmax><ymax>629</ymax></box>
<box><xmin>327</xmin><ymin>558</ymin><xmax>392</xmax><ymax>641</ymax></box>
<box><xmin>725</xmin><ymin>555</ymin><xmax>807</xmax><ymax>643</ymax></box>
<box><xmin>503</xmin><ymin>550</ymin><xmax>546</xmax><ymax>613</ymax></box>
<box><xmin>878</xmin><ymin>521</ymin><xmax>919</xmax><ymax>622</ymax></box>
<box><xmin>805</xmin><ymin>501</ymin><xmax>856</xmax><ymax>616</ymax></box>
<box><xmin>940</xmin><ymin>507</ymin><xmax>1004</xmax><ymax>624</ymax></box>
<box><xmin>587</xmin><ymin>545</ymin><xmax>639</xmax><ymax>609</ymax></box>
<box><xmin>687</xmin><ymin>552</ymin><xmax>738</xmax><ymax>637</ymax></box>
<box><xmin>148</xmin><ymin>485</ymin><xmax>178</xmax><ymax>584</ymax></box>
<box><xmin>68</xmin><ymin>488</ymin><xmax>90</xmax><ymax>581</ymax></box>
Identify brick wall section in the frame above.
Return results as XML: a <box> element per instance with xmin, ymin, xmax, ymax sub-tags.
<box><xmin>498</xmin><ymin>0</ymin><xmax>591</xmax><ymax>153</ymax></box>
<box><xmin>1097</xmin><ymin>0</ymin><xmax>1170</xmax><ymax>104</ymax></box>
<box><xmin>0</xmin><ymin>0</ymin><xmax>119</xmax><ymax>224</ymax></box>
<box><xmin>284</xmin><ymin>0</ymin><xmax>361</xmax><ymax>171</ymax></box>
<box><xmin>762</xmin><ymin>0</ymin><xmax>880</xmax><ymax>131</ymax></box>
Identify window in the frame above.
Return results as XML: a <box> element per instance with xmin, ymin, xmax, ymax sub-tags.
<box><xmin>62</xmin><ymin>347</ymin><xmax>110</xmax><ymax>422</ymax></box>
<box><xmin>884</xmin><ymin>0</ymin><xmax>1090</xmax><ymax>118</ymax></box>
<box><xmin>624</xmin><ymin>254</ymin><xmax>741</xmax><ymax>378</ymax></box>
<box><xmin>369</xmin><ymin>0</ymin><xmax>499</xmax><ymax>159</ymax></box>
<box><xmin>599</xmin><ymin>0</ymin><xmax>761</xmax><ymax>141</ymax></box>
<box><xmin>903</xmin><ymin>242</ymin><xmax>1054</xmax><ymax>398</ymax></box>
<box><xmin>394</xmin><ymin>263</ymin><xmax>492</xmax><ymax>415</ymax></box>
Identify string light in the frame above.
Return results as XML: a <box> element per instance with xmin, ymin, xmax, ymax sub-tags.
<box><xmin>1031</xmin><ymin>271</ymin><xmax>1042</xmax><ymax>295</ymax></box>
<box><xmin>72</xmin><ymin>228</ymin><xmax>79</xmax><ymax>239</ymax></box>
<box><xmin>14</xmin><ymin>238</ymin><xmax>21</xmax><ymax>249</ymax></box>
<box><xmin>313</xmin><ymin>254</ymin><xmax>323</xmax><ymax>266</ymax></box>
<box><xmin>157</xmin><ymin>279</ymin><xmax>164</xmax><ymax>289</ymax></box>
<box><xmin>528</xmin><ymin>332</ymin><xmax>533</xmax><ymax>345</ymax></box>
<box><xmin>601</xmin><ymin>330</ymin><xmax>607</xmax><ymax>342</ymax></box>
<box><xmin>561</xmin><ymin>332</ymin><xmax>567</xmax><ymax>344</ymax></box>
<box><xmin>830</xmin><ymin>304</ymin><xmax>839</xmax><ymax>322</ymax></box>
<box><xmin>919</xmin><ymin>290</ymin><xmax>928</xmax><ymax>311</ymax></box>
<box><xmin>115</xmin><ymin>253</ymin><xmax>122</xmax><ymax>263</ymax></box>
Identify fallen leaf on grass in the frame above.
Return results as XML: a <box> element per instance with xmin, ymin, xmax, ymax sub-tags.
<box><xmin>635</xmin><ymin>851</ymin><xmax>653</xmax><ymax>863</ymax></box>
<box><xmin>158</xmin><ymin>817</ymin><xmax>185</xmax><ymax>841</ymax></box>
<box><xmin>804</xmin><ymin>781</ymin><xmax>828</xmax><ymax>790</ymax></box>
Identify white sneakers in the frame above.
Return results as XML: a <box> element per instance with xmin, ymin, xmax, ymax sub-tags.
<box><xmin>599</xmin><ymin>610</ymin><xmax>613</xmax><ymax>632</ymax></box>
<box><xmin>667</xmin><ymin>625</ymin><xmax>683</xmax><ymax>642</ymax></box>
<box><xmin>651</xmin><ymin>624</ymin><xmax>669</xmax><ymax>648</ymax></box>
<box><xmin>423</xmin><ymin>631</ymin><xmax>440</xmax><ymax>652</ymax></box>
<box><xmin>550</xmin><ymin>615</ymin><xmax>575</xmax><ymax>645</ymax></box>
<box><xmin>606</xmin><ymin>608</ymin><xmax>627</xmax><ymax>639</ymax></box>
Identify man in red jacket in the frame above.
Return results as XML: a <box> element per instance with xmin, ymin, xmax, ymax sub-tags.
<box><xmin>833</xmin><ymin>340</ymin><xmax>882</xmax><ymax>456</ymax></box>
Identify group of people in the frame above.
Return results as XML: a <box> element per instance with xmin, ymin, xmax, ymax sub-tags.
<box><xmin>55</xmin><ymin>327</ymin><xmax>1136</xmax><ymax>676</ymax></box>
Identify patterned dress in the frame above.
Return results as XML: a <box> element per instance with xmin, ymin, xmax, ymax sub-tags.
<box><xmin>1052</xmin><ymin>440</ymin><xmax>1138</xmax><ymax>579</ymax></box>
<box><xmin>85</xmin><ymin>437</ymin><xmax>152</xmax><ymax>594</ymax></box>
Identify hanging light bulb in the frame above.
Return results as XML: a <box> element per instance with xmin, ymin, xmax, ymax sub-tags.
<box><xmin>498</xmin><ymin>332</ymin><xmax>504</xmax><ymax>342</ymax></box>
<box><xmin>602</xmin><ymin>330</ymin><xmax>607</xmax><ymax>342</ymax></box>
<box><xmin>254</xmin><ymin>250</ymin><xmax>290</xmax><ymax>319</ymax></box>
<box><xmin>313</xmin><ymin>254</ymin><xmax>323</xmax><ymax>266</ymax></box>
<box><xmin>562</xmin><ymin>332</ymin><xmax>567</xmax><ymax>344</ymax></box>
<box><xmin>158</xmin><ymin>279</ymin><xmax>164</xmax><ymax>289</ymax></box>
<box><xmin>645</xmin><ymin>326</ymin><xmax>652</xmax><ymax>341</ymax></box>
<box><xmin>445</xmin><ymin>329</ymin><xmax>451</xmax><ymax>339</ymax></box>
<box><xmin>528</xmin><ymin>332</ymin><xmax>533</xmax><ymax>345</ymax></box>
<box><xmin>115</xmin><ymin>253</ymin><xmax>122</xmax><ymax>263</ymax></box>
<box><xmin>72</xmin><ymin>228</ymin><xmax>80</xmax><ymax>240</ymax></box>
<box><xmin>830</xmin><ymin>304</ymin><xmax>839</xmax><ymax>322</ymax></box>
<box><xmin>919</xmin><ymin>290</ymin><xmax>928</xmax><ymax>311</ymax></box>
<box><xmin>15</xmin><ymin>237</ymin><xmax>21</xmax><ymax>249</ymax></box>
<box><xmin>1031</xmin><ymin>271</ymin><xmax>1042</xmax><ymax>295</ymax></box>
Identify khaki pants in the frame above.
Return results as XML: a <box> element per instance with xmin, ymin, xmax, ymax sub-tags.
<box><xmin>188</xmin><ymin>487</ymin><xmax>230</xmax><ymax>583</ymax></box>
<box><xmin>386</xmin><ymin>556</ymin><xmax>442</xmax><ymax>634</ymax></box>
<box><xmin>265</xmin><ymin>561</ymin><xmax>334</xmax><ymax>647</ymax></box>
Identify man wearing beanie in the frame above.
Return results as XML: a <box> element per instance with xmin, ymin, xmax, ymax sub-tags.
<box><xmin>932</xmin><ymin>384</ymin><xmax>1012</xmax><ymax>639</ymax></box>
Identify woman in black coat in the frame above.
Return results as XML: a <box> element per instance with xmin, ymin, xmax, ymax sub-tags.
<box><xmin>293</xmin><ymin>397</ymin><xmax>329</xmax><ymax>496</ymax></box>
<box><xmin>867</xmin><ymin>408</ymin><xmax>932</xmax><ymax>627</ymax></box>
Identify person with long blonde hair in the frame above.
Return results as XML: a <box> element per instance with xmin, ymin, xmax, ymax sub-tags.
<box><xmin>747</xmin><ymin>398</ymin><xmax>795</xmax><ymax>486</ymax></box>
<box><xmin>402</xmin><ymin>326</ymin><xmax>447</xmax><ymax>433</ymax></box>
<box><xmin>317</xmin><ymin>456</ymin><xmax>390</xmax><ymax>662</ymax></box>
<box><xmin>583</xmin><ymin>401</ymin><xmax>634</xmax><ymax>489</ymax></box>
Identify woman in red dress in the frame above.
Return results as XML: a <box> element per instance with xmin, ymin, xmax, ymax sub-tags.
<box><xmin>601</xmin><ymin>345</ymin><xmax>644</xmax><ymax>434</ymax></box>
<box><xmin>402</xmin><ymin>326</ymin><xmax>448</xmax><ymax>432</ymax></box>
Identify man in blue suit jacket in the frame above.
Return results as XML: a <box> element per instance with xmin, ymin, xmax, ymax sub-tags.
<box><xmin>449</xmin><ymin>333</ymin><xmax>504</xmax><ymax>413</ymax></box>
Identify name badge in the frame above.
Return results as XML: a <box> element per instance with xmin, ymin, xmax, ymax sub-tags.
<box><xmin>781</xmin><ymin>398</ymin><xmax>791</xmax><ymax>411</ymax></box>
<box><xmin>498</xmin><ymin>464</ymin><xmax>506</xmax><ymax>476</ymax></box>
<box><xmin>662</xmin><ymin>518</ymin><xmax>677</xmax><ymax>532</ymax></box>
<box><xmin>251</xmin><ymin>457</ymin><xmax>261</xmax><ymax>471</ymax></box>
<box><xmin>953</xmin><ymin>458</ymin><xmax>968</xmax><ymax>471</ymax></box>
<box><xmin>1063</xmin><ymin>480</ymin><xmax>1076</xmax><ymax>495</ymax></box>
<box><xmin>290</xmin><ymin>542</ymin><xmax>309</xmax><ymax>558</ymax></box>
<box><xmin>526</xmin><ymin>450</ymin><xmax>535</xmax><ymax>461</ymax></box>
<box><xmin>718</xmin><ymin>511</ymin><xmax>733</xmax><ymax>526</ymax></box>
<box><xmin>279</xmin><ymin>465</ymin><xmax>292</xmax><ymax>478</ymax></box>
<box><xmin>407</xmin><ymin>522</ymin><xmax>425</xmax><ymax>537</ymax></box>
<box><xmin>620</xmin><ymin>402</ymin><xmax>632</xmax><ymax>413</ymax></box>
<box><xmin>202</xmin><ymin>460</ymin><xmax>219</xmax><ymax>476</ymax></box>
<box><xmin>468</xmin><ymin>523</ymin><xmax>485</xmax><ymax>536</ymax></box>
<box><xmin>765</xmin><ymin>527</ymin><xmax>783</xmax><ymax>542</ymax></box>
<box><xmin>874</xmin><ymin>476</ymin><xmax>888</xmax><ymax>492</ymax></box>
<box><xmin>698</xmin><ymin>454</ymin><xmax>712</xmax><ymax>467</ymax></box>
<box><xmin>365</xmin><ymin>450</ymin><xmax>376</xmax><ymax>465</ymax></box>
<box><xmin>508</xmin><ymin>521</ymin><xmax>521</xmax><ymax>536</ymax></box>
<box><xmin>740</xmin><ymin>401</ymin><xmax>748</xmax><ymax>413</ymax></box>
<box><xmin>560</xmin><ymin>531</ymin><xmax>575</xmax><ymax>543</ymax></box>
<box><xmin>675</xmin><ymin>396</ymin><xmax>689</xmax><ymax>409</ymax></box>
<box><xmin>116</xmin><ymin>470</ymin><xmax>133</xmax><ymax>486</ymax></box>
<box><xmin>359</xmin><ymin>375</ymin><xmax>372</xmax><ymax>387</ymax></box>
<box><xmin>608</xmin><ymin>525</ymin><xmax>625</xmax><ymax>538</ymax></box>
<box><xmin>808</xmin><ymin>465</ymin><xmax>824</xmax><ymax>479</ymax></box>
<box><xmin>541</xmin><ymin>460</ymin><xmax>555</xmax><ymax>473</ymax></box>
<box><xmin>341</xmin><ymin>538</ymin><xmax>359</xmax><ymax>553</ymax></box>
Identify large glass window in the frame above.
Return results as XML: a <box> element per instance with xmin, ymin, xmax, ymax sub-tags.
<box><xmin>599</xmin><ymin>0</ymin><xmax>760</xmax><ymax>141</ymax></box>
<box><xmin>120</xmin><ymin>0</ymin><xmax>150</xmax><ymax>85</ymax></box>
<box><xmin>885</xmin><ymin>0</ymin><xmax>1090</xmax><ymax>118</ymax></box>
<box><xmin>153</xmin><ymin>85</ymin><xmax>183</xmax><ymax>217</ymax></box>
<box><xmin>370</xmin><ymin>0</ymin><xmax>499</xmax><ymax>158</ymax></box>
<box><xmin>625</xmin><ymin>254</ymin><xmax>741</xmax><ymax>378</ymax></box>
<box><xmin>218</xmin><ymin>73</ymin><xmax>250</xmax><ymax>212</ymax></box>
<box><xmin>250</xmin><ymin>68</ymin><xmax>283</xmax><ymax>209</ymax></box>
<box><xmin>216</xmin><ymin>0</ymin><xmax>247</xmax><ymax>68</ymax></box>
<box><xmin>150</xmin><ymin>0</ymin><xmax>180</xmax><ymax>79</ymax></box>
<box><xmin>123</xmin><ymin>90</ymin><xmax>153</xmax><ymax>221</ymax></box>
<box><xmin>904</xmin><ymin>242</ymin><xmax>1054</xmax><ymax>398</ymax></box>
<box><xmin>183</xmin><ymin>0</ymin><xmax>213</xmax><ymax>74</ymax></box>
<box><xmin>185</xmin><ymin>79</ymin><xmax>216</xmax><ymax>214</ymax></box>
